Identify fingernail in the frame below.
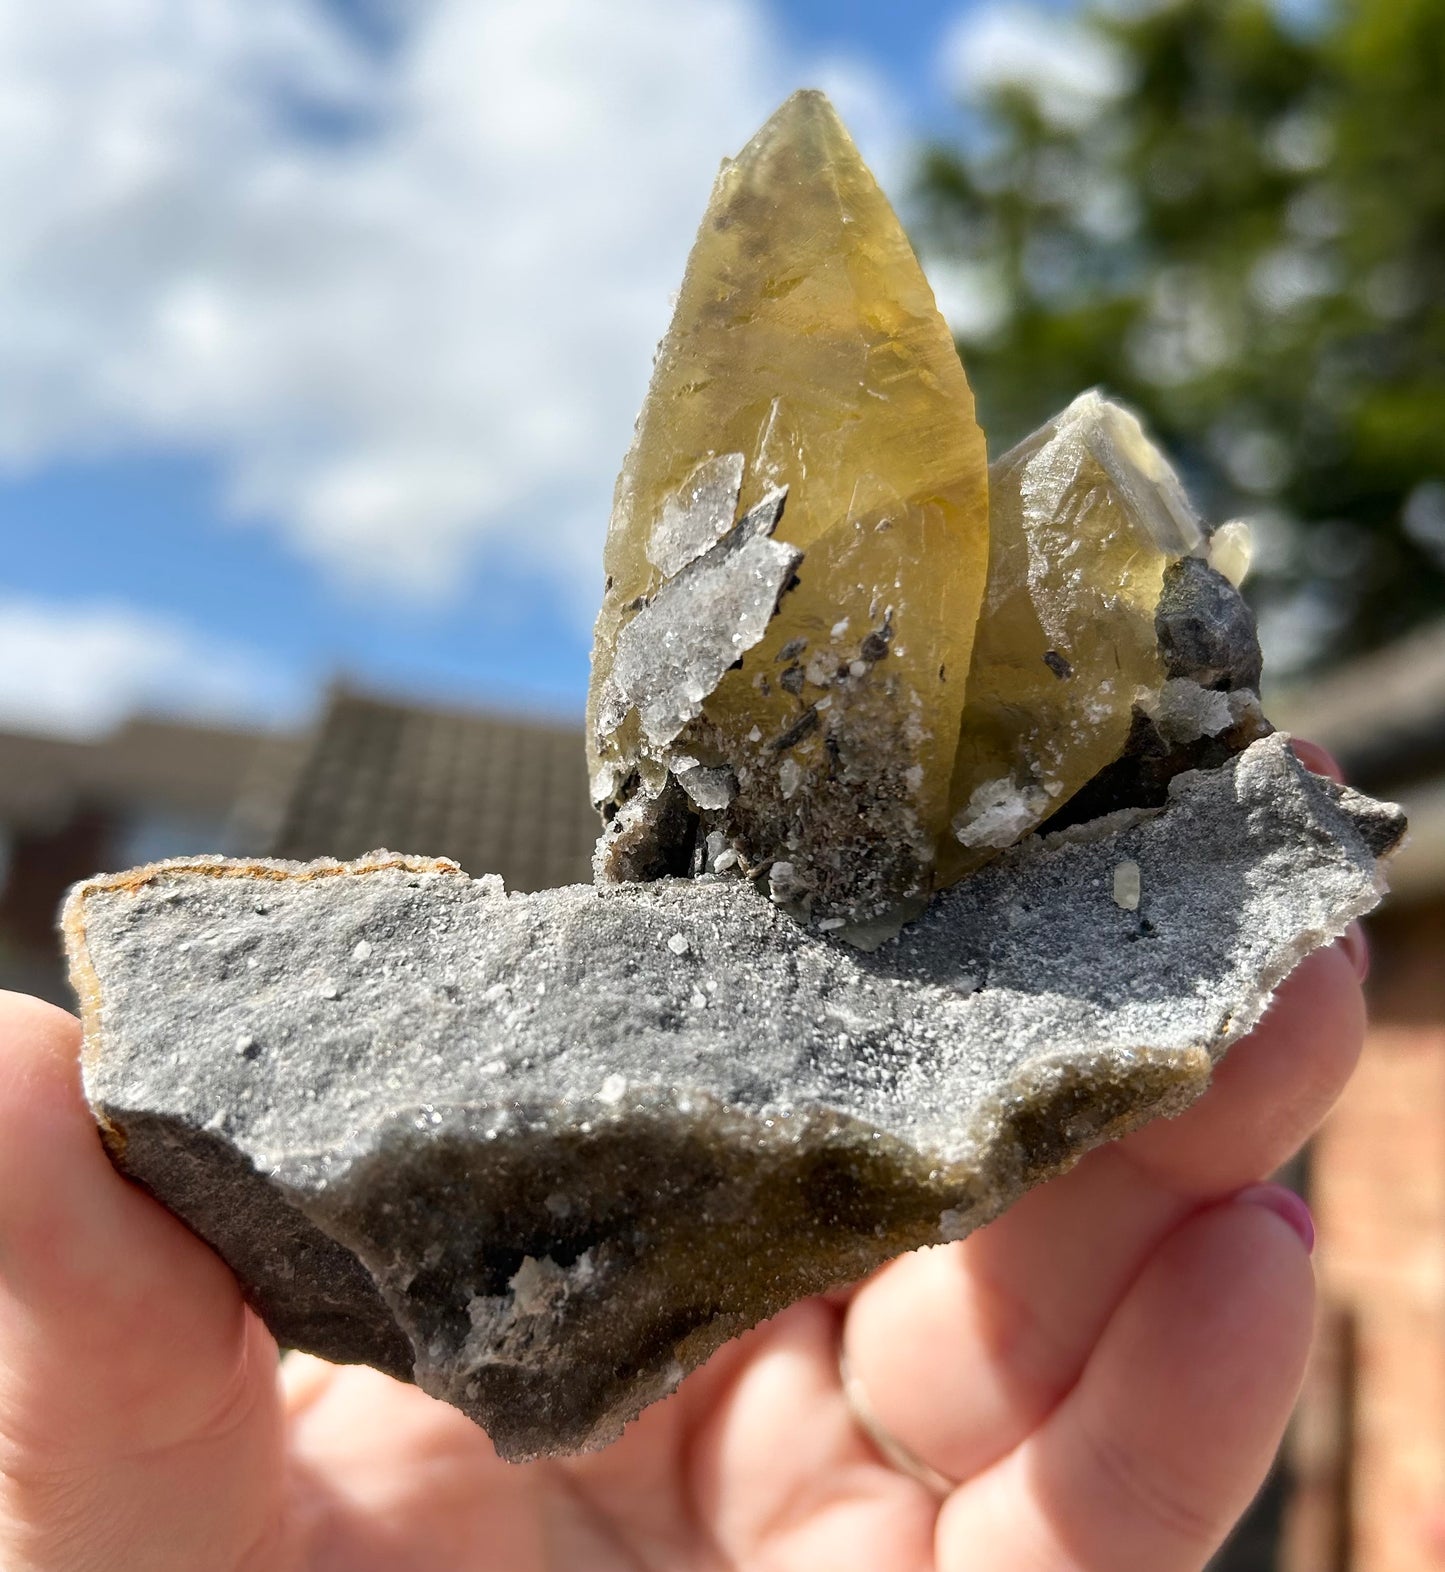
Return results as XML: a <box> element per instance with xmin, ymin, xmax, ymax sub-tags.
<box><xmin>1421</xmin><ymin>1508</ymin><xmax>1445</xmax><ymax>1552</ymax></box>
<box><xmin>1288</xmin><ymin>738</ymin><xmax>1345</xmax><ymax>783</ymax></box>
<box><xmin>1235</xmin><ymin>1184</ymin><xmax>1315</xmax><ymax>1254</ymax></box>
<box><xmin>1340</xmin><ymin>920</ymin><xmax>1370</xmax><ymax>983</ymax></box>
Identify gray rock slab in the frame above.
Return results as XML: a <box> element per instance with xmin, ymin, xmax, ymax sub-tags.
<box><xmin>63</xmin><ymin>734</ymin><xmax>1403</xmax><ymax>1461</ymax></box>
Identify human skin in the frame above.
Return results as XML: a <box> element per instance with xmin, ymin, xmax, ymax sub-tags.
<box><xmin>0</xmin><ymin>743</ymin><xmax>1368</xmax><ymax>1571</ymax></box>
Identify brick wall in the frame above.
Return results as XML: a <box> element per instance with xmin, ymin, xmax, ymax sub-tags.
<box><xmin>1284</xmin><ymin>907</ymin><xmax>1445</xmax><ymax>1571</ymax></box>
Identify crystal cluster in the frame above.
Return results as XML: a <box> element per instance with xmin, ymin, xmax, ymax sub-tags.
<box><xmin>589</xmin><ymin>91</ymin><xmax>1266</xmax><ymax>933</ymax></box>
<box><xmin>58</xmin><ymin>90</ymin><xmax>1408</xmax><ymax>1466</ymax></box>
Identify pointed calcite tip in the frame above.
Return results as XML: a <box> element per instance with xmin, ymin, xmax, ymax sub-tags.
<box><xmin>588</xmin><ymin>89</ymin><xmax>989</xmax><ymax>930</ymax></box>
<box><xmin>748</xmin><ymin>85</ymin><xmax>838</xmax><ymax>146</ymax></box>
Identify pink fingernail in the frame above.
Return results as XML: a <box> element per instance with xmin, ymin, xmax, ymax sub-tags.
<box><xmin>1235</xmin><ymin>1184</ymin><xmax>1315</xmax><ymax>1254</ymax></box>
<box><xmin>1289</xmin><ymin>739</ymin><xmax>1345</xmax><ymax>783</ymax></box>
<box><xmin>1340</xmin><ymin>920</ymin><xmax>1370</xmax><ymax>983</ymax></box>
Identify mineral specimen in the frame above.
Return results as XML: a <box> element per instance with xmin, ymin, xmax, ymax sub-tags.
<box><xmin>588</xmin><ymin>89</ymin><xmax>990</xmax><ymax>928</ymax></box>
<box><xmin>58</xmin><ymin>90</ymin><xmax>1407</xmax><ymax>1465</ymax></box>
<box><xmin>65</xmin><ymin>738</ymin><xmax>1403</xmax><ymax>1461</ymax></box>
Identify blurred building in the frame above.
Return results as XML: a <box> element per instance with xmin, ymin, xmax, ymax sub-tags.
<box><xmin>1273</xmin><ymin>626</ymin><xmax>1445</xmax><ymax>1572</ymax></box>
<box><xmin>0</xmin><ymin>688</ymin><xmax>596</xmax><ymax>1006</ymax></box>
<box><xmin>0</xmin><ymin>718</ymin><xmax>267</xmax><ymax>1003</ymax></box>
<box><xmin>254</xmin><ymin>688</ymin><xmax>596</xmax><ymax>895</ymax></box>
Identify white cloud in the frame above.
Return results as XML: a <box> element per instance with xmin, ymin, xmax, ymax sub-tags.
<box><xmin>0</xmin><ymin>0</ymin><xmax>902</xmax><ymax>618</ymax></box>
<box><xmin>923</xmin><ymin>255</ymin><xmax>1014</xmax><ymax>344</ymax></box>
<box><xmin>0</xmin><ymin>595</ymin><xmax>307</xmax><ymax>738</ymax></box>
<box><xmin>940</xmin><ymin>3</ymin><xmax>1130</xmax><ymax>131</ymax></box>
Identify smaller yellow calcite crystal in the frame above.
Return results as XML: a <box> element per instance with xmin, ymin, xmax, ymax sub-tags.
<box><xmin>588</xmin><ymin>90</ymin><xmax>989</xmax><ymax>926</ymax></box>
<box><xmin>940</xmin><ymin>392</ymin><xmax>1207</xmax><ymax>883</ymax></box>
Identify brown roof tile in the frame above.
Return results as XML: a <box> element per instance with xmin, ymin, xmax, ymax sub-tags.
<box><xmin>266</xmin><ymin>689</ymin><xmax>597</xmax><ymax>893</ymax></box>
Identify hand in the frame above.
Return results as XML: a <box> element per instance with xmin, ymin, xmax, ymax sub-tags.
<box><xmin>0</xmin><ymin>864</ymin><xmax>1365</xmax><ymax>1568</ymax></box>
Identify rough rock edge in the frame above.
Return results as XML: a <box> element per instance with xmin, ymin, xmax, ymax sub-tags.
<box><xmin>62</xmin><ymin>741</ymin><xmax>1405</xmax><ymax>1460</ymax></box>
<box><xmin>64</xmin><ymin>850</ymin><xmax>461</xmax><ymax>1079</ymax></box>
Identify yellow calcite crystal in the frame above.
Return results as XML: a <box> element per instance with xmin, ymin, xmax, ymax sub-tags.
<box><xmin>587</xmin><ymin>92</ymin><xmax>1262</xmax><ymax>935</ymax></box>
<box><xmin>940</xmin><ymin>392</ymin><xmax>1207</xmax><ymax>883</ymax></box>
<box><xmin>588</xmin><ymin>90</ymin><xmax>989</xmax><ymax>924</ymax></box>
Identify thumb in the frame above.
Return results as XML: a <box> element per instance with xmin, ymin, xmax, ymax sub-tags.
<box><xmin>0</xmin><ymin>992</ymin><xmax>293</xmax><ymax>1570</ymax></box>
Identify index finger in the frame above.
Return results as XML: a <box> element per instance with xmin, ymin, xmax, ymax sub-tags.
<box><xmin>0</xmin><ymin>991</ymin><xmax>287</xmax><ymax>1570</ymax></box>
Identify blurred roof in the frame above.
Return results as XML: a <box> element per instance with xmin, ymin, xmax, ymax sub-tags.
<box><xmin>7</xmin><ymin>629</ymin><xmax>1441</xmax><ymax>902</ymax></box>
<box><xmin>255</xmin><ymin>688</ymin><xmax>596</xmax><ymax>894</ymax></box>
<box><xmin>1271</xmin><ymin>618</ymin><xmax>1445</xmax><ymax>793</ymax></box>
<box><xmin>0</xmin><ymin>717</ymin><xmax>266</xmax><ymax>831</ymax></box>
<box><xmin>1272</xmin><ymin>617</ymin><xmax>1445</xmax><ymax>903</ymax></box>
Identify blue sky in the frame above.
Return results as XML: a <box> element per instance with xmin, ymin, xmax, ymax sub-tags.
<box><xmin>0</xmin><ymin>0</ymin><xmax>1066</xmax><ymax>739</ymax></box>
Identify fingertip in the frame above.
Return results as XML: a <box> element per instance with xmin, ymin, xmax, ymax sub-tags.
<box><xmin>0</xmin><ymin>991</ymin><xmax>101</xmax><ymax>1234</ymax></box>
<box><xmin>0</xmin><ymin>987</ymin><xmax>79</xmax><ymax>1032</ymax></box>
<box><xmin>0</xmin><ymin>990</ymin><xmax>251</xmax><ymax>1457</ymax></box>
<box><xmin>1289</xmin><ymin>738</ymin><xmax>1346</xmax><ymax>783</ymax></box>
<box><xmin>0</xmin><ymin>996</ymin><xmax>290</xmax><ymax>1567</ymax></box>
<box><xmin>1339</xmin><ymin>920</ymin><xmax>1370</xmax><ymax>983</ymax></box>
<box><xmin>1164</xmin><ymin>1194</ymin><xmax>1318</xmax><ymax>1367</ymax></box>
<box><xmin>1112</xmin><ymin>1196</ymin><xmax>1318</xmax><ymax>1444</ymax></box>
<box><xmin>0</xmin><ymin>990</ymin><xmax>81</xmax><ymax>1089</ymax></box>
<box><xmin>1255</xmin><ymin>940</ymin><xmax>1367</xmax><ymax>1089</ymax></box>
<box><xmin>956</xmin><ymin>1195</ymin><xmax>1314</xmax><ymax>1571</ymax></box>
<box><xmin>1232</xmin><ymin>1183</ymin><xmax>1315</xmax><ymax>1255</ymax></box>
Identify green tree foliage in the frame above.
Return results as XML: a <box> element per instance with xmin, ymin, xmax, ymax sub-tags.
<box><xmin>918</xmin><ymin>0</ymin><xmax>1445</xmax><ymax>671</ymax></box>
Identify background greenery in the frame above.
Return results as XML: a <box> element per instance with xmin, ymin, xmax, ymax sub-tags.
<box><xmin>918</xmin><ymin>0</ymin><xmax>1445</xmax><ymax>674</ymax></box>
